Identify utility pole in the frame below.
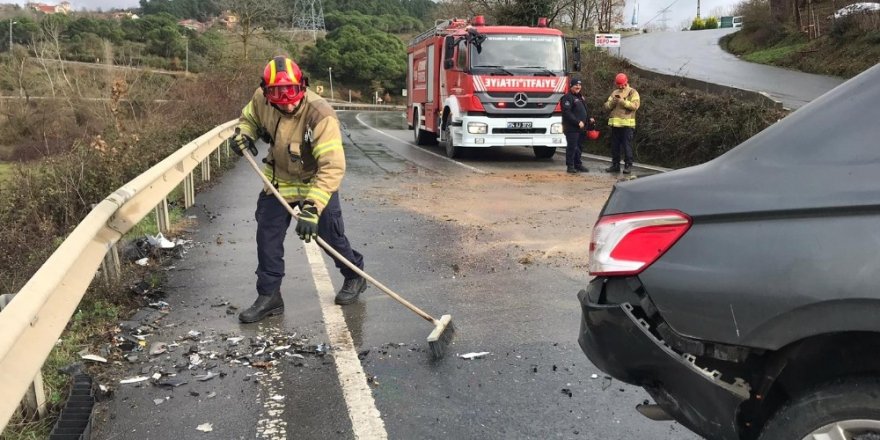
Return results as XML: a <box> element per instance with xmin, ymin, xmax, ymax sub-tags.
<box><xmin>697</xmin><ymin>0</ymin><xmax>702</xmax><ymax>19</ymax></box>
<box><xmin>8</xmin><ymin>19</ymin><xmax>15</xmax><ymax>52</ymax></box>
<box><xmin>185</xmin><ymin>37</ymin><xmax>189</xmax><ymax>74</ymax></box>
<box><xmin>328</xmin><ymin>67</ymin><xmax>333</xmax><ymax>100</ymax></box>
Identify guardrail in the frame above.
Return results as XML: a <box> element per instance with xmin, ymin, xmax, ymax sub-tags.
<box><xmin>0</xmin><ymin>119</ymin><xmax>238</xmax><ymax>433</ymax></box>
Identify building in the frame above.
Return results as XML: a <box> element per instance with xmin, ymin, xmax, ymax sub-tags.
<box><xmin>26</xmin><ymin>1</ymin><xmax>71</xmax><ymax>14</ymax></box>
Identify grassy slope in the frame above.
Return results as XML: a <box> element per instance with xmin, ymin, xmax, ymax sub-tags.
<box><xmin>723</xmin><ymin>28</ymin><xmax>880</xmax><ymax>78</ymax></box>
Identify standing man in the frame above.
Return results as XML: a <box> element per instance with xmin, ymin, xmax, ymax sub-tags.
<box><xmin>604</xmin><ymin>73</ymin><xmax>640</xmax><ymax>174</ymax></box>
<box><xmin>230</xmin><ymin>56</ymin><xmax>367</xmax><ymax>323</ymax></box>
<box><xmin>560</xmin><ymin>78</ymin><xmax>594</xmax><ymax>174</ymax></box>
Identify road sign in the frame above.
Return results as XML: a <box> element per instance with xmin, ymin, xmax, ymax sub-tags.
<box><xmin>316</xmin><ymin>85</ymin><xmax>324</xmax><ymax>94</ymax></box>
<box><xmin>594</xmin><ymin>33</ymin><xmax>621</xmax><ymax>48</ymax></box>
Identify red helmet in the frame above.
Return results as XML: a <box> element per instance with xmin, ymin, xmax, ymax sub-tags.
<box><xmin>615</xmin><ymin>73</ymin><xmax>628</xmax><ymax>86</ymax></box>
<box><xmin>587</xmin><ymin>129</ymin><xmax>600</xmax><ymax>140</ymax></box>
<box><xmin>262</xmin><ymin>56</ymin><xmax>305</xmax><ymax>106</ymax></box>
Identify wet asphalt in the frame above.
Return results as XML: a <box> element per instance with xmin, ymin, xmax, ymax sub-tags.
<box><xmin>619</xmin><ymin>28</ymin><xmax>845</xmax><ymax>109</ymax></box>
<box><xmin>92</xmin><ymin>111</ymin><xmax>697</xmax><ymax>440</ymax></box>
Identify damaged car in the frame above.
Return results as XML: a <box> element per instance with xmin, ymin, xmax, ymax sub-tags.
<box><xmin>578</xmin><ymin>62</ymin><xmax>880</xmax><ymax>440</ymax></box>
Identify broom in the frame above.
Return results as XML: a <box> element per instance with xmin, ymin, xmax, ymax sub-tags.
<box><xmin>235</xmin><ymin>136</ymin><xmax>454</xmax><ymax>359</ymax></box>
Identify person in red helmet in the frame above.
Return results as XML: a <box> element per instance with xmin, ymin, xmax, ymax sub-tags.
<box><xmin>230</xmin><ymin>56</ymin><xmax>367</xmax><ymax>323</ymax></box>
<box><xmin>603</xmin><ymin>73</ymin><xmax>640</xmax><ymax>174</ymax></box>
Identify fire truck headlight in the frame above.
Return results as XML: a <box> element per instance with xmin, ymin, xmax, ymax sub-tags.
<box><xmin>467</xmin><ymin>122</ymin><xmax>488</xmax><ymax>134</ymax></box>
<box><xmin>550</xmin><ymin>123</ymin><xmax>563</xmax><ymax>134</ymax></box>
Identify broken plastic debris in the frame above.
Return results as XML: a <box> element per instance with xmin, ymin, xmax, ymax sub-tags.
<box><xmin>149</xmin><ymin>342</ymin><xmax>168</xmax><ymax>356</ymax></box>
<box><xmin>147</xmin><ymin>233</ymin><xmax>176</xmax><ymax>249</ymax></box>
<box><xmin>81</xmin><ymin>354</ymin><xmax>107</xmax><ymax>363</ymax></box>
<box><xmin>195</xmin><ymin>372</ymin><xmax>218</xmax><ymax>382</ymax></box>
<box><xmin>270</xmin><ymin>395</ymin><xmax>285</xmax><ymax>401</ymax></box>
<box><xmin>206</xmin><ymin>391</ymin><xmax>217</xmax><ymax>399</ymax></box>
<box><xmin>226</xmin><ymin>337</ymin><xmax>244</xmax><ymax>345</ymax></box>
<box><xmin>158</xmin><ymin>378</ymin><xmax>187</xmax><ymax>388</ymax></box>
<box><xmin>459</xmin><ymin>352</ymin><xmax>491</xmax><ymax>360</ymax></box>
<box><xmin>590</xmin><ymin>374</ymin><xmax>599</xmax><ymax>379</ymax></box>
<box><xmin>153</xmin><ymin>398</ymin><xmax>166</xmax><ymax>406</ymax></box>
<box><xmin>119</xmin><ymin>376</ymin><xmax>150</xmax><ymax>384</ymax></box>
<box><xmin>196</xmin><ymin>423</ymin><xmax>213</xmax><ymax>432</ymax></box>
<box><xmin>187</xmin><ymin>330</ymin><xmax>202</xmax><ymax>339</ymax></box>
<box><xmin>135</xmin><ymin>258</ymin><xmax>149</xmax><ymax>266</ymax></box>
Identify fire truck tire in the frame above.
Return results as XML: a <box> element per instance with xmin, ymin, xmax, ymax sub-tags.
<box><xmin>443</xmin><ymin>123</ymin><xmax>462</xmax><ymax>158</ymax></box>
<box><xmin>413</xmin><ymin>108</ymin><xmax>435</xmax><ymax>146</ymax></box>
<box><xmin>533</xmin><ymin>146</ymin><xmax>557</xmax><ymax>159</ymax></box>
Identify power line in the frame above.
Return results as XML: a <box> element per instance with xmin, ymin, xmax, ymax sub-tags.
<box><xmin>642</xmin><ymin>0</ymin><xmax>680</xmax><ymax>28</ymax></box>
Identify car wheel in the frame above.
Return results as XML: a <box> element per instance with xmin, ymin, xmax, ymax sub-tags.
<box><xmin>533</xmin><ymin>146</ymin><xmax>556</xmax><ymax>159</ymax></box>
<box><xmin>758</xmin><ymin>377</ymin><xmax>880</xmax><ymax>440</ymax></box>
<box><xmin>443</xmin><ymin>122</ymin><xmax>461</xmax><ymax>158</ymax></box>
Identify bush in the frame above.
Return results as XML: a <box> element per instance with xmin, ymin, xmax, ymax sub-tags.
<box><xmin>580</xmin><ymin>48</ymin><xmax>786</xmax><ymax>169</ymax></box>
<box><xmin>704</xmin><ymin>17</ymin><xmax>719</xmax><ymax>28</ymax></box>
<box><xmin>690</xmin><ymin>17</ymin><xmax>706</xmax><ymax>30</ymax></box>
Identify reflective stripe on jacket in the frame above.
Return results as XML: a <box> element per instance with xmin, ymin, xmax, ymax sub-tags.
<box><xmin>604</xmin><ymin>86</ymin><xmax>640</xmax><ymax>128</ymax></box>
<box><xmin>238</xmin><ymin>89</ymin><xmax>345</xmax><ymax>214</ymax></box>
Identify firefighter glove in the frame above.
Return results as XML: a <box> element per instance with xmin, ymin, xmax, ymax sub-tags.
<box><xmin>231</xmin><ymin>129</ymin><xmax>257</xmax><ymax>157</ymax></box>
<box><xmin>295</xmin><ymin>204</ymin><xmax>319</xmax><ymax>243</ymax></box>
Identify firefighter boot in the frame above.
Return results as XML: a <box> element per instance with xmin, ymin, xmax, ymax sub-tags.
<box><xmin>575</xmin><ymin>165</ymin><xmax>589</xmax><ymax>173</ymax></box>
<box><xmin>623</xmin><ymin>164</ymin><xmax>632</xmax><ymax>174</ymax></box>
<box><xmin>335</xmin><ymin>276</ymin><xmax>367</xmax><ymax>305</ymax></box>
<box><xmin>239</xmin><ymin>291</ymin><xmax>284</xmax><ymax>323</ymax></box>
<box><xmin>605</xmin><ymin>164</ymin><xmax>620</xmax><ymax>173</ymax></box>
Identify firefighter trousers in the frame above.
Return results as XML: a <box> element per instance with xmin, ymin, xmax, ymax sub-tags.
<box><xmin>565</xmin><ymin>131</ymin><xmax>586</xmax><ymax>168</ymax></box>
<box><xmin>254</xmin><ymin>191</ymin><xmax>364</xmax><ymax>296</ymax></box>
<box><xmin>610</xmin><ymin>127</ymin><xmax>634</xmax><ymax>167</ymax></box>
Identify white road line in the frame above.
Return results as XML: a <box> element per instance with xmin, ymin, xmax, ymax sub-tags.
<box><xmin>304</xmin><ymin>242</ymin><xmax>388</xmax><ymax>439</ymax></box>
<box><xmin>353</xmin><ymin>113</ymin><xmax>488</xmax><ymax>174</ymax></box>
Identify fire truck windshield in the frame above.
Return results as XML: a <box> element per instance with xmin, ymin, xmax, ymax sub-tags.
<box><xmin>469</xmin><ymin>34</ymin><xmax>565</xmax><ymax>74</ymax></box>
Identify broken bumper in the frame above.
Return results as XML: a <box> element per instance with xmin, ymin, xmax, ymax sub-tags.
<box><xmin>577</xmin><ymin>278</ymin><xmax>748</xmax><ymax>440</ymax></box>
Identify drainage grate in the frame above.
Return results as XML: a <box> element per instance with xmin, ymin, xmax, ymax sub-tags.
<box><xmin>48</xmin><ymin>374</ymin><xmax>94</xmax><ymax>440</ymax></box>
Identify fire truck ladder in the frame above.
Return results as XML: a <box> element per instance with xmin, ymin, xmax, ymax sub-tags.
<box><xmin>408</xmin><ymin>18</ymin><xmax>467</xmax><ymax>46</ymax></box>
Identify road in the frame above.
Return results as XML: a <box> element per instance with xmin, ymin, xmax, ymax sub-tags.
<box><xmin>618</xmin><ymin>28</ymin><xmax>845</xmax><ymax>109</ymax></box>
<box><xmin>92</xmin><ymin>111</ymin><xmax>697</xmax><ymax>440</ymax></box>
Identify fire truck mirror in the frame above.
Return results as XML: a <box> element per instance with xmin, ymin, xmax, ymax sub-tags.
<box><xmin>443</xmin><ymin>36</ymin><xmax>456</xmax><ymax>69</ymax></box>
<box><xmin>444</xmin><ymin>59</ymin><xmax>454</xmax><ymax>70</ymax></box>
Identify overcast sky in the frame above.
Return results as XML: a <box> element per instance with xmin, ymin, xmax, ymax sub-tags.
<box><xmin>7</xmin><ymin>0</ymin><xmax>140</xmax><ymax>11</ymax></box>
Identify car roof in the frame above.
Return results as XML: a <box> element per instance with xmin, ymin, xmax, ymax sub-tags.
<box><xmin>603</xmin><ymin>63</ymin><xmax>880</xmax><ymax>217</ymax></box>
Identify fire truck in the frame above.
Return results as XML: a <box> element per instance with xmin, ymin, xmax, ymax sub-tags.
<box><xmin>406</xmin><ymin>16</ymin><xmax>581</xmax><ymax>159</ymax></box>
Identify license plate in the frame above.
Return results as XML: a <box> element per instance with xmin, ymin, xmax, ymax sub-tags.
<box><xmin>507</xmin><ymin>122</ymin><xmax>532</xmax><ymax>129</ymax></box>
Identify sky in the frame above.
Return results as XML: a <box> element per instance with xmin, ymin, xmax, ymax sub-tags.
<box><xmin>626</xmin><ymin>0</ymin><xmax>742</xmax><ymax>30</ymax></box>
<box><xmin>6</xmin><ymin>0</ymin><xmax>140</xmax><ymax>11</ymax></box>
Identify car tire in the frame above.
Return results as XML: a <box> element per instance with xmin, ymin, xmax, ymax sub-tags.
<box><xmin>758</xmin><ymin>377</ymin><xmax>880</xmax><ymax>440</ymax></box>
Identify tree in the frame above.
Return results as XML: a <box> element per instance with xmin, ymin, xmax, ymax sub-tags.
<box><xmin>301</xmin><ymin>25</ymin><xmax>406</xmax><ymax>91</ymax></box>
<box><xmin>220</xmin><ymin>0</ymin><xmax>282</xmax><ymax>60</ymax></box>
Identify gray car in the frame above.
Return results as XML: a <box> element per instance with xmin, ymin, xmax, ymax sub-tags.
<box><xmin>578</xmin><ymin>62</ymin><xmax>880</xmax><ymax>440</ymax></box>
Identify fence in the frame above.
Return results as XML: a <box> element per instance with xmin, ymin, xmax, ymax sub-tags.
<box><xmin>0</xmin><ymin>119</ymin><xmax>238</xmax><ymax>433</ymax></box>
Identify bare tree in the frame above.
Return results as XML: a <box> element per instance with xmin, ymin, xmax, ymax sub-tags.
<box><xmin>221</xmin><ymin>0</ymin><xmax>282</xmax><ymax>60</ymax></box>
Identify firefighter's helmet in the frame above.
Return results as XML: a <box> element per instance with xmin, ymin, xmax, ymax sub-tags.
<box><xmin>615</xmin><ymin>73</ymin><xmax>628</xmax><ymax>86</ymax></box>
<box><xmin>587</xmin><ymin>129</ymin><xmax>600</xmax><ymax>140</ymax></box>
<box><xmin>261</xmin><ymin>56</ymin><xmax>305</xmax><ymax>106</ymax></box>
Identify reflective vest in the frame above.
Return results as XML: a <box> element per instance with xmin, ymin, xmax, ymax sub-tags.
<box><xmin>604</xmin><ymin>86</ymin><xmax>640</xmax><ymax>128</ymax></box>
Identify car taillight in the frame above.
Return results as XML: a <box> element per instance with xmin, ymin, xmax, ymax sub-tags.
<box><xmin>589</xmin><ymin>210</ymin><xmax>691</xmax><ymax>276</ymax></box>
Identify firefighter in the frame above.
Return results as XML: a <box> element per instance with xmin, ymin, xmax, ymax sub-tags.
<box><xmin>560</xmin><ymin>78</ymin><xmax>594</xmax><ymax>173</ymax></box>
<box><xmin>230</xmin><ymin>56</ymin><xmax>366</xmax><ymax>323</ymax></box>
<box><xmin>604</xmin><ymin>73</ymin><xmax>640</xmax><ymax>174</ymax></box>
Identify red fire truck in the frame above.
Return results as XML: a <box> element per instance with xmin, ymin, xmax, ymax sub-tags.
<box><xmin>406</xmin><ymin>16</ymin><xmax>580</xmax><ymax>159</ymax></box>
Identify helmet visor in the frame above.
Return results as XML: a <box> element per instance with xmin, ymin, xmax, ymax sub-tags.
<box><xmin>266</xmin><ymin>84</ymin><xmax>304</xmax><ymax>104</ymax></box>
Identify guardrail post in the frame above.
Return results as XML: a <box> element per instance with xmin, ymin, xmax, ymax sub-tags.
<box><xmin>217</xmin><ymin>148</ymin><xmax>221</xmax><ymax>169</ymax></box>
<box><xmin>201</xmin><ymin>159</ymin><xmax>211</xmax><ymax>182</ymax></box>
<box><xmin>100</xmin><ymin>244</ymin><xmax>121</xmax><ymax>286</ymax></box>
<box><xmin>0</xmin><ymin>294</ymin><xmax>47</xmax><ymax>420</ymax></box>
<box><xmin>154</xmin><ymin>197</ymin><xmax>170</xmax><ymax>233</ymax></box>
<box><xmin>183</xmin><ymin>172</ymin><xmax>195</xmax><ymax>208</ymax></box>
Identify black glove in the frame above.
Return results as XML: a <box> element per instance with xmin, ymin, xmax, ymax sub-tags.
<box><xmin>231</xmin><ymin>128</ymin><xmax>257</xmax><ymax>157</ymax></box>
<box><xmin>295</xmin><ymin>204</ymin><xmax>319</xmax><ymax>243</ymax></box>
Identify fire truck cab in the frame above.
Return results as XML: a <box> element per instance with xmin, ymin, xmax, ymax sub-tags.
<box><xmin>407</xmin><ymin>16</ymin><xmax>581</xmax><ymax>159</ymax></box>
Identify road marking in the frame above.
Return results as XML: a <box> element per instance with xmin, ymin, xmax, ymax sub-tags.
<box><xmin>353</xmin><ymin>112</ymin><xmax>488</xmax><ymax>174</ymax></box>
<box><xmin>304</xmin><ymin>242</ymin><xmax>388</xmax><ymax>439</ymax></box>
<box><xmin>256</xmin><ymin>366</ymin><xmax>287</xmax><ymax>440</ymax></box>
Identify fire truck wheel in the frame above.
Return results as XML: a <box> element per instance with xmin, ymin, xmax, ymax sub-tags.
<box><xmin>413</xmin><ymin>108</ymin><xmax>435</xmax><ymax>146</ymax></box>
<box><xmin>443</xmin><ymin>124</ymin><xmax>462</xmax><ymax>158</ymax></box>
<box><xmin>533</xmin><ymin>146</ymin><xmax>557</xmax><ymax>159</ymax></box>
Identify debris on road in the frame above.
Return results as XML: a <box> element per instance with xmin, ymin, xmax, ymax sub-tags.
<box><xmin>81</xmin><ymin>354</ymin><xmax>107</xmax><ymax>363</ymax></box>
<box><xmin>196</xmin><ymin>423</ymin><xmax>213</xmax><ymax>432</ymax></box>
<box><xmin>119</xmin><ymin>376</ymin><xmax>150</xmax><ymax>384</ymax></box>
<box><xmin>459</xmin><ymin>352</ymin><xmax>491</xmax><ymax>360</ymax></box>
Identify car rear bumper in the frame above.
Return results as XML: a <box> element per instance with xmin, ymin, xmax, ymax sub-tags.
<box><xmin>577</xmin><ymin>278</ymin><xmax>749</xmax><ymax>440</ymax></box>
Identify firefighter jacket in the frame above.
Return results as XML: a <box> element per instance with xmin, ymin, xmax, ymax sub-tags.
<box><xmin>238</xmin><ymin>88</ymin><xmax>345</xmax><ymax>215</ymax></box>
<box><xmin>604</xmin><ymin>85</ymin><xmax>640</xmax><ymax>128</ymax></box>
<box><xmin>560</xmin><ymin>91</ymin><xmax>590</xmax><ymax>133</ymax></box>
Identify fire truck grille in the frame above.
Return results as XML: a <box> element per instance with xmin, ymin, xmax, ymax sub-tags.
<box><xmin>486</xmin><ymin>92</ymin><xmax>555</xmax><ymax>100</ymax></box>
<box><xmin>492</xmin><ymin>128</ymin><xmax>547</xmax><ymax>134</ymax></box>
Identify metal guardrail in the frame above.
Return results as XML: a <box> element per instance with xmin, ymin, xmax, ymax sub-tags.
<box><xmin>0</xmin><ymin>119</ymin><xmax>238</xmax><ymax>433</ymax></box>
<box><xmin>329</xmin><ymin>102</ymin><xmax>405</xmax><ymax>112</ymax></box>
